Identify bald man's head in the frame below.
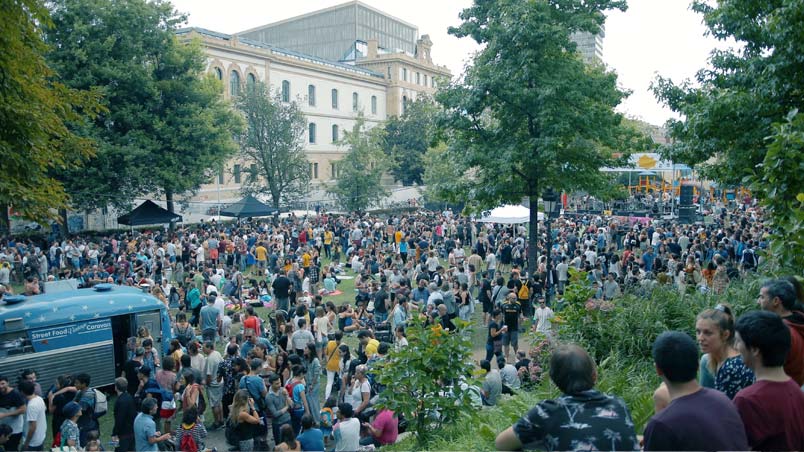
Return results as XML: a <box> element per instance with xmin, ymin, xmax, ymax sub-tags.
<box><xmin>549</xmin><ymin>344</ymin><xmax>597</xmax><ymax>395</ymax></box>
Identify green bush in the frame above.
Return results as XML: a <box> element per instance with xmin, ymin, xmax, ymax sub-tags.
<box><xmin>375</xmin><ymin>320</ymin><xmax>476</xmax><ymax>449</ymax></box>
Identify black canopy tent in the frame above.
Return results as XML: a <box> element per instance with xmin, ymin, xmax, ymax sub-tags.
<box><xmin>117</xmin><ymin>200</ymin><xmax>182</xmax><ymax>226</ymax></box>
<box><xmin>219</xmin><ymin>195</ymin><xmax>278</xmax><ymax>218</ymax></box>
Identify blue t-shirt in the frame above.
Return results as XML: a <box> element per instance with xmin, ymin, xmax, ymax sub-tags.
<box><xmin>292</xmin><ymin>382</ymin><xmax>306</xmax><ymax>412</ymax></box>
<box><xmin>239</xmin><ymin>375</ymin><xmax>266</xmax><ymax>402</ymax></box>
<box><xmin>297</xmin><ymin>428</ymin><xmax>325</xmax><ymax>452</ymax></box>
<box><xmin>199</xmin><ymin>304</ymin><xmax>220</xmax><ymax>332</ymax></box>
<box><xmin>133</xmin><ymin>412</ymin><xmax>158</xmax><ymax>452</ymax></box>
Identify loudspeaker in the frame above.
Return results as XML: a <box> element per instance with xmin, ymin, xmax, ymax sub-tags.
<box><xmin>678</xmin><ymin>206</ymin><xmax>697</xmax><ymax>224</ymax></box>
<box><xmin>680</xmin><ymin>186</ymin><xmax>694</xmax><ymax>206</ymax></box>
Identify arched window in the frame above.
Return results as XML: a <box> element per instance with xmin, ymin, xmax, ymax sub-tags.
<box><xmin>371</xmin><ymin>96</ymin><xmax>377</xmax><ymax>115</ymax></box>
<box><xmin>230</xmin><ymin>70</ymin><xmax>240</xmax><ymax>96</ymax></box>
<box><xmin>332</xmin><ymin>124</ymin><xmax>339</xmax><ymax>142</ymax></box>
<box><xmin>352</xmin><ymin>92</ymin><xmax>359</xmax><ymax>112</ymax></box>
<box><xmin>308</xmin><ymin>85</ymin><xmax>316</xmax><ymax>107</ymax></box>
<box><xmin>214</xmin><ymin>67</ymin><xmax>223</xmax><ymax>80</ymax></box>
<box><xmin>331</xmin><ymin>89</ymin><xmax>339</xmax><ymax>109</ymax></box>
<box><xmin>246</xmin><ymin>73</ymin><xmax>256</xmax><ymax>91</ymax></box>
<box><xmin>309</xmin><ymin>123</ymin><xmax>316</xmax><ymax>144</ymax></box>
<box><xmin>282</xmin><ymin>80</ymin><xmax>290</xmax><ymax>102</ymax></box>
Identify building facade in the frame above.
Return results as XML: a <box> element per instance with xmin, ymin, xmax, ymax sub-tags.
<box><xmin>179</xmin><ymin>1</ymin><xmax>450</xmax><ymax>205</ymax></box>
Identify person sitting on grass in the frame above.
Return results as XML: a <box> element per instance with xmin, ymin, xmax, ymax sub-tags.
<box><xmin>495</xmin><ymin>344</ymin><xmax>639</xmax><ymax>451</ymax></box>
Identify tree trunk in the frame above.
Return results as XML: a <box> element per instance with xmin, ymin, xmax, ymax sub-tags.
<box><xmin>0</xmin><ymin>204</ymin><xmax>9</xmax><ymax>236</ymax></box>
<box><xmin>165</xmin><ymin>189</ymin><xmax>175</xmax><ymax>232</ymax></box>
<box><xmin>59</xmin><ymin>208</ymin><xmax>69</xmax><ymax>238</ymax></box>
<box><xmin>528</xmin><ymin>194</ymin><xmax>539</xmax><ymax>277</ymax></box>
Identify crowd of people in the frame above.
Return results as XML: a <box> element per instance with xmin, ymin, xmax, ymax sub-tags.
<box><xmin>0</xmin><ymin>201</ymin><xmax>801</xmax><ymax>451</ymax></box>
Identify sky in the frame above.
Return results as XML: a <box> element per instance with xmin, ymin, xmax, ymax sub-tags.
<box><xmin>171</xmin><ymin>0</ymin><xmax>729</xmax><ymax>126</ymax></box>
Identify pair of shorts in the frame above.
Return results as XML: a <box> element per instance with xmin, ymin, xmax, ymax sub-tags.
<box><xmin>482</xmin><ymin>299</ymin><xmax>493</xmax><ymax>314</ymax></box>
<box><xmin>207</xmin><ymin>383</ymin><xmax>223</xmax><ymax>407</ymax></box>
<box><xmin>502</xmin><ymin>330</ymin><xmax>518</xmax><ymax>347</ymax></box>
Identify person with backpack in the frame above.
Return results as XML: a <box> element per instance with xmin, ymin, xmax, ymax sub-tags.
<box><xmin>239</xmin><ymin>359</ymin><xmax>270</xmax><ymax>449</ymax></box>
<box><xmin>285</xmin><ymin>365</ymin><xmax>310</xmax><ymax>436</ymax></box>
<box><xmin>173</xmin><ymin>407</ymin><xmax>207</xmax><ymax>452</ymax></box>
<box><xmin>72</xmin><ymin>373</ymin><xmax>101</xmax><ymax>448</ymax></box>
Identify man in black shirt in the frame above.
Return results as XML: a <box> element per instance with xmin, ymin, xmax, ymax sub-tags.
<box><xmin>501</xmin><ymin>293</ymin><xmax>522</xmax><ymax>362</ymax></box>
<box><xmin>123</xmin><ymin>347</ymin><xmax>144</xmax><ymax>396</ymax></box>
<box><xmin>485</xmin><ymin>310</ymin><xmax>504</xmax><ymax>362</ymax></box>
<box><xmin>272</xmin><ymin>270</ymin><xmax>292</xmax><ymax>313</ymax></box>
<box><xmin>111</xmin><ymin>377</ymin><xmax>137</xmax><ymax>452</ymax></box>
<box><xmin>479</xmin><ymin>275</ymin><xmax>493</xmax><ymax>326</ymax></box>
<box><xmin>373</xmin><ymin>283</ymin><xmax>389</xmax><ymax>324</ymax></box>
<box><xmin>0</xmin><ymin>375</ymin><xmax>26</xmax><ymax>451</ymax></box>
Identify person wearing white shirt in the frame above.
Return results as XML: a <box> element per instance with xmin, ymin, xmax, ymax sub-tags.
<box><xmin>556</xmin><ymin>258</ymin><xmax>569</xmax><ymax>293</ymax></box>
<box><xmin>20</xmin><ymin>381</ymin><xmax>46</xmax><ymax>451</ymax></box>
<box><xmin>533</xmin><ymin>299</ymin><xmax>555</xmax><ymax>337</ymax></box>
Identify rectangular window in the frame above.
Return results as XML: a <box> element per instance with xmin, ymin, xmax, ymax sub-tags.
<box><xmin>218</xmin><ymin>169</ymin><xmax>224</xmax><ymax>185</ymax></box>
<box><xmin>416</xmin><ymin>72</ymin><xmax>420</xmax><ymax>85</ymax></box>
<box><xmin>330</xmin><ymin>163</ymin><xmax>338</xmax><ymax>179</ymax></box>
<box><xmin>352</xmin><ymin>92</ymin><xmax>359</xmax><ymax>112</ymax></box>
<box><xmin>313</xmin><ymin>162</ymin><xmax>319</xmax><ymax>179</ymax></box>
<box><xmin>331</xmin><ymin>89</ymin><xmax>339</xmax><ymax>109</ymax></box>
<box><xmin>281</xmin><ymin>80</ymin><xmax>290</xmax><ymax>102</ymax></box>
<box><xmin>332</xmin><ymin>124</ymin><xmax>339</xmax><ymax>142</ymax></box>
<box><xmin>371</xmin><ymin>96</ymin><xmax>377</xmax><ymax>115</ymax></box>
<box><xmin>309</xmin><ymin>123</ymin><xmax>316</xmax><ymax>144</ymax></box>
<box><xmin>233</xmin><ymin>164</ymin><xmax>241</xmax><ymax>184</ymax></box>
<box><xmin>308</xmin><ymin>84</ymin><xmax>316</xmax><ymax>107</ymax></box>
<box><xmin>250</xmin><ymin>163</ymin><xmax>257</xmax><ymax>183</ymax></box>
<box><xmin>403</xmin><ymin>68</ymin><xmax>407</xmax><ymax>82</ymax></box>
<box><xmin>423</xmin><ymin>74</ymin><xmax>428</xmax><ymax>86</ymax></box>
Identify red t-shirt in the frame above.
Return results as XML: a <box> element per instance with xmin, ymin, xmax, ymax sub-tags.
<box><xmin>243</xmin><ymin>316</ymin><xmax>258</xmax><ymax>332</ymax></box>
<box><xmin>733</xmin><ymin>378</ymin><xmax>804</xmax><ymax>451</ymax></box>
<box><xmin>783</xmin><ymin>315</ymin><xmax>804</xmax><ymax>385</ymax></box>
<box><xmin>372</xmin><ymin>409</ymin><xmax>398</xmax><ymax>445</ymax></box>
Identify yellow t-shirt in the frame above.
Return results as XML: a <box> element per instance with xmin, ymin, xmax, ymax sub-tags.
<box><xmin>325</xmin><ymin>341</ymin><xmax>341</xmax><ymax>371</ymax></box>
<box><xmin>324</xmin><ymin>231</ymin><xmax>333</xmax><ymax>245</ymax></box>
<box><xmin>394</xmin><ymin>230</ymin><xmax>403</xmax><ymax>244</ymax></box>
<box><xmin>255</xmin><ymin>245</ymin><xmax>268</xmax><ymax>261</ymax></box>
<box><xmin>365</xmin><ymin>338</ymin><xmax>380</xmax><ymax>357</ymax></box>
<box><xmin>302</xmin><ymin>253</ymin><xmax>311</xmax><ymax>268</ymax></box>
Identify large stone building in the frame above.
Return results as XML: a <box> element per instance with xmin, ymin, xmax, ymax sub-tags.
<box><xmin>180</xmin><ymin>1</ymin><xmax>450</xmax><ymax>205</ymax></box>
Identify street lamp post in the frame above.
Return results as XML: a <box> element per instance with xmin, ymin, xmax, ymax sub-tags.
<box><xmin>542</xmin><ymin>187</ymin><xmax>558</xmax><ymax>306</ymax></box>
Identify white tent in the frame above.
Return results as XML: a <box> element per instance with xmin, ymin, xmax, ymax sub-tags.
<box><xmin>478</xmin><ymin>204</ymin><xmax>543</xmax><ymax>224</ymax></box>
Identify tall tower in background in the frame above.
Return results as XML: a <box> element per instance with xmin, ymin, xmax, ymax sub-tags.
<box><xmin>571</xmin><ymin>25</ymin><xmax>605</xmax><ymax>64</ymax></box>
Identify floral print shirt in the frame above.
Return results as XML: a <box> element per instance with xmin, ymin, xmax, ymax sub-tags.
<box><xmin>513</xmin><ymin>390</ymin><xmax>639</xmax><ymax>451</ymax></box>
<box><xmin>715</xmin><ymin>355</ymin><xmax>755</xmax><ymax>399</ymax></box>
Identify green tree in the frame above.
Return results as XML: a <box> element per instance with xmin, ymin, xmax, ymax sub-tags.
<box><xmin>45</xmin><ymin>0</ymin><xmax>241</xmax><ymax>214</ymax></box>
<box><xmin>757</xmin><ymin>111</ymin><xmax>804</xmax><ymax>272</ymax></box>
<box><xmin>383</xmin><ymin>96</ymin><xmax>438</xmax><ymax>186</ymax></box>
<box><xmin>422</xmin><ymin>142</ymin><xmax>463</xmax><ymax>203</ymax></box>
<box><xmin>652</xmin><ymin>0</ymin><xmax>804</xmax><ymax>272</ymax></box>
<box><xmin>0</xmin><ymin>0</ymin><xmax>102</xmax><ymax>233</ymax></box>
<box><xmin>235</xmin><ymin>81</ymin><xmax>310</xmax><ymax>209</ymax></box>
<box><xmin>652</xmin><ymin>0</ymin><xmax>804</xmax><ymax>186</ymax></box>
<box><xmin>328</xmin><ymin>116</ymin><xmax>389</xmax><ymax>213</ymax></box>
<box><xmin>375</xmin><ymin>320</ymin><xmax>475</xmax><ymax>449</ymax></box>
<box><xmin>436</xmin><ymin>0</ymin><xmax>648</xmax><ymax>275</ymax></box>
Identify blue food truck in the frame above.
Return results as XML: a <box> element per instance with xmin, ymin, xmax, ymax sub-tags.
<box><xmin>0</xmin><ymin>284</ymin><xmax>171</xmax><ymax>389</ymax></box>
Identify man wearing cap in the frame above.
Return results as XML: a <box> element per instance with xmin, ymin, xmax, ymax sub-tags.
<box><xmin>59</xmin><ymin>402</ymin><xmax>82</xmax><ymax>448</ymax></box>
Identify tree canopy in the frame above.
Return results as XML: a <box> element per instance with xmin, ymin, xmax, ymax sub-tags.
<box><xmin>0</xmin><ymin>0</ymin><xmax>102</xmax><ymax>233</ymax></box>
<box><xmin>383</xmin><ymin>96</ymin><xmax>439</xmax><ymax>186</ymax></box>
<box><xmin>235</xmin><ymin>81</ymin><xmax>310</xmax><ymax>209</ymax></box>
<box><xmin>45</xmin><ymin>0</ymin><xmax>242</xmax><ymax>213</ymax></box>
<box><xmin>436</xmin><ymin>0</ymin><xmax>648</xmax><ymax>273</ymax></box>
<box><xmin>652</xmin><ymin>0</ymin><xmax>804</xmax><ymax>271</ymax></box>
<box><xmin>328</xmin><ymin>116</ymin><xmax>389</xmax><ymax>213</ymax></box>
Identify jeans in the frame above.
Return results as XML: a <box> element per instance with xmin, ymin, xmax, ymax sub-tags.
<box><xmin>238</xmin><ymin>438</ymin><xmax>254</xmax><ymax>452</ymax></box>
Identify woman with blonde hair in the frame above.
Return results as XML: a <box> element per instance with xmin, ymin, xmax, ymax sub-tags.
<box><xmin>696</xmin><ymin>304</ymin><xmax>754</xmax><ymax>399</ymax></box>
<box><xmin>228</xmin><ymin>389</ymin><xmax>261</xmax><ymax>452</ymax></box>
